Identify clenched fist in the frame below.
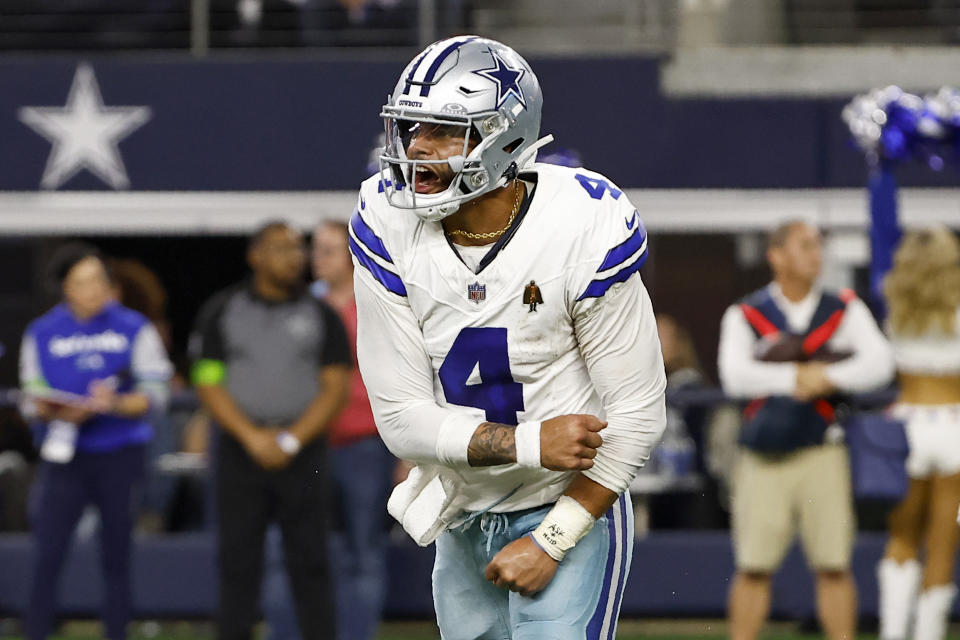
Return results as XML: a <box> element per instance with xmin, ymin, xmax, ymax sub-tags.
<box><xmin>539</xmin><ymin>414</ymin><xmax>606</xmax><ymax>471</ymax></box>
<box><xmin>485</xmin><ymin>535</ymin><xmax>558</xmax><ymax>597</ymax></box>
<box><xmin>242</xmin><ymin>429</ymin><xmax>292</xmax><ymax>470</ymax></box>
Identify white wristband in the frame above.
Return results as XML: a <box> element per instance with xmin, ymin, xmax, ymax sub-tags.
<box><xmin>530</xmin><ymin>495</ymin><xmax>597</xmax><ymax>562</ymax></box>
<box><xmin>514</xmin><ymin>421</ymin><xmax>542</xmax><ymax>468</ymax></box>
<box><xmin>275</xmin><ymin>431</ymin><xmax>302</xmax><ymax>456</ymax></box>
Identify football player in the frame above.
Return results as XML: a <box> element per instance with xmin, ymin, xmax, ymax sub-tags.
<box><xmin>351</xmin><ymin>36</ymin><xmax>666</xmax><ymax>639</ymax></box>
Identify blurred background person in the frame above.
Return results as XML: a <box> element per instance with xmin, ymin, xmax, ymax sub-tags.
<box><xmin>106</xmin><ymin>257</ymin><xmax>181</xmax><ymax>532</ymax></box>
<box><xmin>718</xmin><ymin>220</ymin><xmax>894</xmax><ymax>640</ymax></box>
<box><xmin>536</xmin><ymin>146</ymin><xmax>583</xmax><ymax>169</ymax></box>
<box><xmin>163</xmin><ymin>408</ymin><xmax>213</xmax><ymax>533</ymax></box>
<box><xmin>190</xmin><ymin>220</ymin><xmax>350</xmax><ymax>640</ymax></box>
<box><xmin>0</xmin><ymin>370</ymin><xmax>35</xmax><ymax>533</ymax></box>
<box><xmin>878</xmin><ymin>227</ymin><xmax>960</xmax><ymax>640</ymax></box>
<box><xmin>310</xmin><ymin>220</ymin><xmax>395</xmax><ymax>640</ymax></box>
<box><xmin>19</xmin><ymin>244</ymin><xmax>173</xmax><ymax>640</ymax></box>
<box><xmin>0</xmin><ymin>408</ymin><xmax>33</xmax><ymax>533</ymax></box>
<box><xmin>106</xmin><ymin>258</ymin><xmax>176</xmax><ymax>376</ymax></box>
<box><xmin>647</xmin><ymin>314</ymin><xmax>730</xmax><ymax>530</ymax></box>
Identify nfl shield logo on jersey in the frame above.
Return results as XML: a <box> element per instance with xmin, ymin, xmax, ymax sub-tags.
<box><xmin>467</xmin><ymin>281</ymin><xmax>486</xmax><ymax>304</ymax></box>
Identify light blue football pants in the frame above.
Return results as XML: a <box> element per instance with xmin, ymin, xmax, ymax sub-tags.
<box><xmin>432</xmin><ymin>492</ymin><xmax>633</xmax><ymax>640</ymax></box>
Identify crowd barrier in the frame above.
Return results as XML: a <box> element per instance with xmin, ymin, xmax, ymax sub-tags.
<box><xmin>2</xmin><ymin>531</ymin><xmax>960</xmax><ymax>619</ymax></box>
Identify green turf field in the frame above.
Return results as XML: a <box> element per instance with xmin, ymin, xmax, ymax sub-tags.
<box><xmin>7</xmin><ymin>620</ymin><xmax>960</xmax><ymax>639</ymax></box>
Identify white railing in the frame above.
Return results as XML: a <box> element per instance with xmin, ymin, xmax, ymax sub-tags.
<box><xmin>0</xmin><ymin>188</ymin><xmax>958</xmax><ymax>235</ymax></box>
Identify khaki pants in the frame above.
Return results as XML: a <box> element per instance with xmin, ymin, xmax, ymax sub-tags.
<box><xmin>732</xmin><ymin>444</ymin><xmax>855</xmax><ymax>573</ymax></box>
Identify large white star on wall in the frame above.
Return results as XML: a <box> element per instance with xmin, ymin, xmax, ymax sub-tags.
<box><xmin>18</xmin><ymin>63</ymin><xmax>152</xmax><ymax>190</ymax></box>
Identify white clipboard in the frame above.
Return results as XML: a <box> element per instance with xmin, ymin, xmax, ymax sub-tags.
<box><xmin>21</xmin><ymin>387</ymin><xmax>91</xmax><ymax>408</ymax></box>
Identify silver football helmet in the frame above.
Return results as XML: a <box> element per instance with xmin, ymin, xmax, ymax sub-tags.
<box><xmin>380</xmin><ymin>36</ymin><xmax>553</xmax><ymax>222</ymax></box>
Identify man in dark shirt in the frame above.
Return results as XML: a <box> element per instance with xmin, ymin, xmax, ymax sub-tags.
<box><xmin>190</xmin><ymin>221</ymin><xmax>350</xmax><ymax>640</ymax></box>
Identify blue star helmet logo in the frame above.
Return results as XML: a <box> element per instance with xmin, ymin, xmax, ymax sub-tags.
<box><xmin>472</xmin><ymin>49</ymin><xmax>526</xmax><ymax>110</ymax></box>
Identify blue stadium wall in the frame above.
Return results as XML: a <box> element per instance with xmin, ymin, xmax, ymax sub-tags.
<box><xmin>3</xmin><ymin>532</ymin><xmax>960</xmax><ymax>619</ymax></box>
<box><xmin>1</xmin><ymin>55</ymin><xmax>956</xmax><ymax>192</ymax></box>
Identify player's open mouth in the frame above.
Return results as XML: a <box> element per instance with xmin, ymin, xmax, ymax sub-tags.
<box><xmin>414</xmin><ymin>166</ymin><xmax>445</xmax><ymax>194</ymax></box>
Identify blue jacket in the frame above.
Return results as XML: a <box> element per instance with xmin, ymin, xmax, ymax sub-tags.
<box><xmin>21</xmin><ymin>301</ymin><xmax>172</xmax><ymax>453</ymax></box>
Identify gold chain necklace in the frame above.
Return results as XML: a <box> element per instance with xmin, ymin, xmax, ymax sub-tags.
<box><xmin>447</xmin><ymin>181</ymin><xmax>522</xmax><ymax>241</ymax></box>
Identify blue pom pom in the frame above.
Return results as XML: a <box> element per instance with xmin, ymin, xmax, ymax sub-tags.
<box><xmin>844</xmin><ymin>85</ymin><xmax>960</xmax><ymax>170</ymax></box>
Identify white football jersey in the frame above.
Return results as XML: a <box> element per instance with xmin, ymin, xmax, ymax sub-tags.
<box><xmin>351</xmin><ymin>162</ymin><xmax>666</xmax><ymax>514</ymax></box>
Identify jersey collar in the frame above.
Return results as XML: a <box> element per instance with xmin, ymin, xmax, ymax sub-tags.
<box><xmin>446</xmin><ymin>172</ymin><xmax>539</xmax><ymax>275</ymax></box>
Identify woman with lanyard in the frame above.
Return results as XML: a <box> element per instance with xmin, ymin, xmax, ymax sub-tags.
<box><xmin>19</xmin><ymin>244</ymin><xmax>173</xmax><ymax>640</ymax></box>
<box><xmin>878</xmin><ymin>227</ymin><xmax>960</xmax><ymax>640</ymax></box>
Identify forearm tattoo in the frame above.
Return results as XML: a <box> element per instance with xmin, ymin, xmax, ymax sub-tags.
<box><xmin>467</xmin><ymin>422</ymin><xmax>517</xmax><ymax>467</ymax></box>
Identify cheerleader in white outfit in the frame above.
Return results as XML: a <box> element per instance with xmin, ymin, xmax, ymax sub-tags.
<box><xmin>878</xmin><ymin>227</ymin><xmax>960</xmax><ymax>640</ymax></box>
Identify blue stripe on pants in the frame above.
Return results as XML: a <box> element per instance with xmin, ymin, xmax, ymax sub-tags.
<box><xmin>587</xmin><ymin>494</ymin><xmax>630</xmax><ymax>640</ymax></box>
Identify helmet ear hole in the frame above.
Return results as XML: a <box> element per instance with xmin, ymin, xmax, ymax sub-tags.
<box><xmin>502</xmin><ymin>138</ymin><xmax>524</xmax><ymax>153</ymax></box>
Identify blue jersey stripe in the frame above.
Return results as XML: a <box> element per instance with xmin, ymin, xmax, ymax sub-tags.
<box><xmin>419</xmin><ymin>36</ymin><xmax>478</xmax><ymax>97</ymax></box>
<box><xmin>348</xmin><ymin>236</ymin><xmax>407</xmax><ymax>297</ymax></box>
<box><xmin>377</xmin><ymin>178</ymin><xmax>404</xmax><ymax>193</ymax></box>
<box><xmin>597</xmin><ymin>227</ymin><xmax>646</xmax><ymax>272</ymax></box>
<box><xmin>577</xmin><ymin>249</ymin><xmax>648</xmax><ymax>301</ymax></box>
<box><xmin>350</xmin><ymin>209</ymin><xmax>394</xmax><ymax>264</ymax></box>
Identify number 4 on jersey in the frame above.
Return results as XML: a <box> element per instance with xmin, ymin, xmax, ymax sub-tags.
<box><xmin>575</xmin><ymin>173</ymin><xmax>622</xmax><ymax>200</ymax></box>
<box><xmin>438</xmin><ymin>327</ymin><xmax>524</xmax><ymax>425</ymax></box>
